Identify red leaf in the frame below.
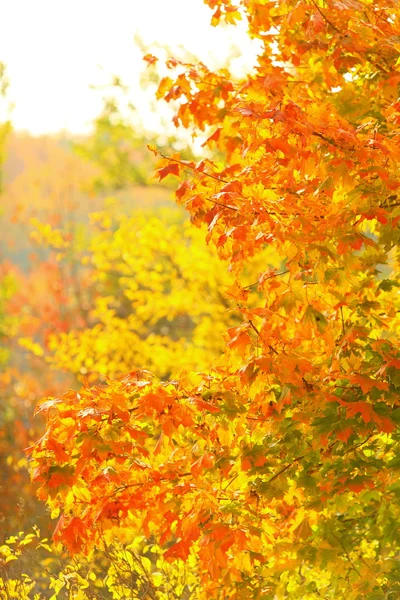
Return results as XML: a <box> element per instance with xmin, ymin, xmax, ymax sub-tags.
<box><xmin>351</xmin><ymin>374</ymin><xmax>388</xmax><ymax>394</ymax></box>
<box><xmin>164</xmin><ymin>538</ymin><xmax>191</xmax><ymax>561</ymax></box>
<box><xmin>203</xmin><ymin>127</ymin><xmax>222</xmax><ymax>146</ymax></box>
<box><xmin>192</xmin><ymin>397</ymin><xmax>220</xmax><ymax>413</ymax></box>
<box><xmin>139</xmin><ymin>392</ymin><xmax>166</xmax><ymax>413</ymax></box>
<box><xmin>156</xmin><ymin>163</ymin><xmax>180</xmax><ymax>182</ymax></box>
<box><xmin>336</xmin><ymin>427</ymin><xmax>352</xmax><ymax>443</ymax></box>
<box><xmin>343</xmin><ymin>401</ymin><xmax>374</xmax><ymax>423</ymax></box>
<box><xmin>372</xmin><ymin>414</ymin><xmax>395</xmax><ymax>433</ymax></box>
<box><xmin>143</xmin><ymin>53</ymin><xmax>158</xmax><ymax>66</ymax></box>
<box><xmin>387</xmin><ymin>359</ymin><xmax>400</xmax><ymax>369</ymax></box>
<box><xmin>191</xmin><ymin>452</ymin><xmax>214</xmax><ymax>476</ymax></box>
<box><xmin>47</xmin><ymin>439</ymin><xmax>69</xmax><ymax>462</ymax></box>
<box><xmin>176</xmin><ymin>180</ymin><xmax>190</xmax><ymax>201</ymax></box>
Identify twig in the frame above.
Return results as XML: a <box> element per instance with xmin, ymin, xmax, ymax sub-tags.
<box><xmin>247</xmin><ymin>319</ymin><xmax>278</xmax><ymax>354</ymax></box>
<box><xmin>248</xmin><ymin>319</ymin><xmax>261</xmax><ymax>336</ymax></box>
<box><xmin>223</xmin><ymin>473</ymin><xmax>239</xmax><ymax>490</ymax></box>
<box><xmin>159</xmin><ymin>152</ymin><xmax>229</xmax><ymax>184</ymax></box>
<box><xmin>266</xmin><ymin>453</ymin><xmax>306</xmax><ymax>485</ymax></box>
<box><xmin>331</xmin><ymin>532</ymin><xmax>361</xmax><ymax>577</ymax></box>
<box><xmin>340</xmin><ymin>306</ymin><xmax>345</xmax><ymax>336</ymax></box>
<box><xmin>207</xmin><ymin>197</ymin><xmax>238</xmax><ymax>211</ymax></box>
<box><xmin>310</xmin><ymin>0</ymin><xmax>341</xmax><ymax>33</ymax></box>
<box><xmin>312</xmin><ymin>131</ymin><xmax>339</xmax><ymax>147</ymax></box>
<box><xmin>244</xmin><ymin>270</ymin><xmax>289</xmax><ymax>290</ymax></box>
<box><xmin>342</xmin><ymin>432</ymin><xmax>374</xmax><ymax>456</ymax></box>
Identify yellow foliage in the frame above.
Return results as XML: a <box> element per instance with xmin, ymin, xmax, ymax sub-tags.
<box><xmin>45</xmin><ymin>206</ymin><xmax>278</xmax><ymax>380</ymax></box>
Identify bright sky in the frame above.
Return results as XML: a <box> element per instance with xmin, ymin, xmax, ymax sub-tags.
<box><xmin>0</xmin><ymin>0</ymin><xmax>260</xmax><ymax>136</ymax></box>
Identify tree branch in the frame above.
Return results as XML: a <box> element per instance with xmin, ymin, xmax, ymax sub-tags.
<box><xmin>160</xmin><ymin>152</ymin><xmax>229</xmax><ymax>184</ymax></box>
<box><xmin>310</xmin><ymin>0</ymin><xmax>341</xmax><ymax>33</ymax></box>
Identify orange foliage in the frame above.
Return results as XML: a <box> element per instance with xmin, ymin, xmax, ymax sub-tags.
<box><xmin>25</xmin><ymin>0</ymin><xmax>400</xmax><ymax>596</ymax></box>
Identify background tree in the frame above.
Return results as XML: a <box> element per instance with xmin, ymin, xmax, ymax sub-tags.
<box><xmin>0</xmin><ymin>55</ymin><xmax>280</xmax><ymax>598</ymax></box>
<box><xmin>33</xmin><ymin>204</ymin><xmax>278</xmax><ymax>382</ymax></box>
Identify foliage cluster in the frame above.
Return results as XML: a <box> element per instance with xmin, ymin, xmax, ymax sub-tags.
<box><xmin>4</xmin><ymin>1</ymin><xmax>400</xmax><ymax>598</ymax></box>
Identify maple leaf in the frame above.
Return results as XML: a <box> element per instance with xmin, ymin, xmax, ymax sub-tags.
<box><xmin>155</xmin><ymin>163</ymin><xmax>180</xmax><ymax>182</ymax></box>
<box><xmin>302</xmin><ymin>305</ymin><xmax>328</xmax><ymax>334</ymax></box>
<box><xmin>192</xmin><ymin>396</ymin><xmax>220</xmax><ymax>413</ymax></box>
<box><xmin>46</xmin><ymin>439</ymin><xmax>69</xmax><ymax>463</ymax></box>
<box><xmin>342</xmin><ymin>401</ymin><xmax>374</xmax><ymax>423</ymax></box>
<box><xmin>164</xmin><ymin>538</ymin><xmax>191</xmax><ymax>562</ymax></box>
<box><xmin>293</xmin><ymin>518</ymin><xmax>313</xmax><ymax>541</ymax></box>
<box><xmin>54</xmin><ymin>517</ymin><xmax>88</xmax><ymax>554</ymax></box>
<box><xmin>143</xmin><ymin>53</ymin><xmax>158</xmax><ymax>66</ymax></box>
<box><xmin>336</xmin><ymin>427</ymin><xmax>353</xmax><ymax>443</ymax></box>
<box><xmin>34</xmin><ymin>398</ymin><xmax>62</xmax><ymax>416</ymax></box>
<box><xmin>350</xmin><ymin>374</ymin><xmax>389</xmax><ymax>394</ymax></box>
<box><xmin>191</xmin><ymin>452</ymin><xmax>214</xmax><ymax>477</ymax></box>
<box><xmin>226</xmin><ymin>325</ymin><xmax>252</xmax><ymax>355</ymax></box>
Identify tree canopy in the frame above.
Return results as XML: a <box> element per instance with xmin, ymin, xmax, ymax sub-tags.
<box><xmin>27</xmin><ymin>1</ymin><xmax>400</xmax><ymax>598</ymax></box>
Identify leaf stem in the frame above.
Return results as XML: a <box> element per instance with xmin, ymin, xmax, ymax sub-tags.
<box><xmin>310</xmin><ymin>0</ymin><xmax>341</xmax><ymax>33</ymax></box>
<box><xmin>159</xmin><ymin>152</ymin><xmax>229</xmax><ymax>184</ymax></box>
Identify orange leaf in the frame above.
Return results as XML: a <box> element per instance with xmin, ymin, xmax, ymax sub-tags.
<box><xmin>227</xmin><ymin>327</ymin><xmax>252</xmax><ymax>355</ymax></box>
<box><xmin>351</xmin><ymin>374</ymin><xmax>389</xmax><ymax>394</ymax></box>
<box><xmin>336</xmin><ymin>427</ymin><xmax>352</xmax><ymax>443</ymax></box>
<box><xmin>54</xmin><ymin>516</ymin><xmax>87</xmax><ymax>554</ymax></box>
<box><xmin>156</xmin><ymin>163</ymin><xmax>180</xmax><ymax>182</ymax></box>
<box><xmin>344</xmin><ymin>401</ymin><xmax>374</xmax><ymax>423</ymax></box>
<box><xmin>191</xmin><ymin>452</ymin><xmax>214</xmax><ymax>476</ymax></box>
<box><xmin>47</xmin><ymin>438</ymin><xmax>69</xmax><ymax>462</ymax></box>
<box><xmin>164</xmin><ymin>538</ymin><xmax>191</xmax><ymax>561</ymax></box>
<box><xmin>241</xmin><ymin>457</ymin><xmax>252</xmax><ymax>471</ymax></box>
<box><xmin>143</xmin><ymin>53</ymin><xmax>158</xmax><ymax>66</ymax></box>
<box><xmin>193</xmin><ymin>397</ymin><xmax>220</xmax><ymax>413</ymax></box>
<box><xmin>139</xmin><ymin>392</ymin><xmax>166</xmax><ymax>413</ymax></box>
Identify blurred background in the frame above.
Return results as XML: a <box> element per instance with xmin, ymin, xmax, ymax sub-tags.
<box><xmin>0</xmin><ymin>2</ymin><xmax>264</xmax><ymax>595</ymax></box>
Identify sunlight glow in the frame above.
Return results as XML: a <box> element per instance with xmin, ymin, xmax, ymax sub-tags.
<box><xmin>1</xmin><ymin>0</ymin><xmax>260</xmax><ymax>135</ymax></box>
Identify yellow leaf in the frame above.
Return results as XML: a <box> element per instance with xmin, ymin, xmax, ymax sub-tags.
<box><xmin>5</xmin><ymin>555</ymin><xmax>18</xmax><ymax>563</ymax></box>
<box><xmin>72</xmin><ymin>485</ymin><xmax>92</xmax><ymax>503</ymax></box>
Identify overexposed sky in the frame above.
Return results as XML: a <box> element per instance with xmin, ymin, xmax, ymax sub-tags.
<box><xmin>0</xmin><ymin>0</ymin><xmax>260</xmax><ymax>135</ymax></box>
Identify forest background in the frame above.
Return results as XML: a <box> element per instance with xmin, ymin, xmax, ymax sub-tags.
<box><xmin>0</xmin><ymin>71</ymin><xmax>234</xmax><ymax>596</ymax></box>
<box><xmin>0</xmin><ymin>4</ymin><xmax>257</xmax><ymax>596</ymax></box>
<box><xmin>3</xmin><ymin>1</ymin><xmax>400</xmax><ymax>599</ymax></box>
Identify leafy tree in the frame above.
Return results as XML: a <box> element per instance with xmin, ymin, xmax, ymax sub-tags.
<box><xmin>73</xmin><ymin>97</ymin><xmax>153</xmax><ymax>190</ymax></box>
<box><xmin>40</xmin><ymin>204</ymin><xmax>277</xmax><ymax>382</ymax></box>
<box><xmin>0</xmin><ymin>62</ymin><xmax>11</xmax><ymax>195</ymax></box>
<box><xmin>73</xmin><ymin>91</ymin><xmax>196</xmax><ymax>192</ymax></box>
<box><xmin>0</xmin><ymin>62</ymin><xmax>13</xmax><ymax>364</ymax></box>
<box><xmin>29</xmin><ymin>1</ymin><xmax>400</xmax><ymax>598</ymax></box>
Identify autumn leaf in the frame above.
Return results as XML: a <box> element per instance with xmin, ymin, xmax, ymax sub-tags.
<box><xmin>143</xmin><ymin>53</ymin><xmax>158</xmax><ymax>66</ymax></box>
<box><xmin>164</xmin><ymin>538</ymin><xmax>191</xmax><ymax>562</ymax></box>
<box><xmin>336</xmin><ymin>427</ymin><xmax>353</xmax><ymax>443</ymax></box>
<box><xmin>342</xmin><ymin>401</ymin><xmax>374</xmax><ymax>423</ymax></box>
<box><xmin>155</xmin><ymin>163</ymin><xmax>180</xmax><ymax>182</ymax></box>
<box><xmin>350</xmin><ymin>374</ymin><xmax>389</xmax><ymax>394</ymax></box>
